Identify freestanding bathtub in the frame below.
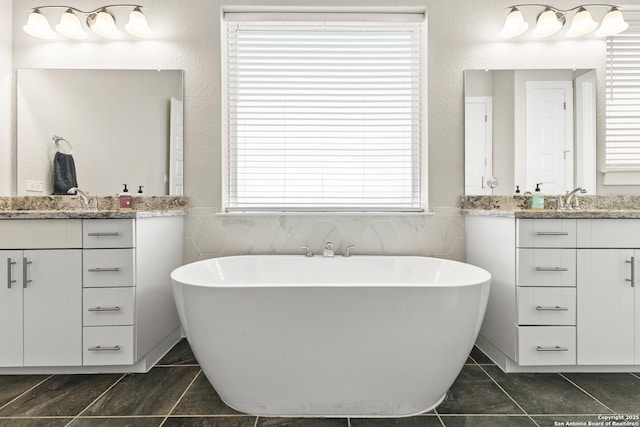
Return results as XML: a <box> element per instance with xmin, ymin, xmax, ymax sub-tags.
<box><xmin>171</xmin><ymin>255</ymin><xmax>491</xmax><ymax>418</ymax></box>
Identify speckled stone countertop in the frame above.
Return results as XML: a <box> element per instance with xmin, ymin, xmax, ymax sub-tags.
<box><xmin>0</xmin><ymin>196</ymin><xmax>188</xmax><ymax>219</ymax></box>
<box><xmin>461</xmin><ymin>195</ymin><xmax>640</xmax><ymax>219</ymax></box>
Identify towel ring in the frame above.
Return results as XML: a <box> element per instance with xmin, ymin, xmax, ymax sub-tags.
<box><xmin>52</xmin><ymin>135</ymin><xmax>73</xmax><ymax>155</ymax></box>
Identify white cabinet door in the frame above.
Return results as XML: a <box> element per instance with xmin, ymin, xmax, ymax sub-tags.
<box><xmin>23</xmin><ymin>249</ymin><xmax>82</xmax><ymax>367</ymax></box>
<box><xmin>577</xmin><ymin>249</ymin><xmax>635</xmax><ymax>365</ymax></box>
<box><xmin>0</xmin><ymin>251</ymin><xmax>24</xmax><ymax>367</ymax></box>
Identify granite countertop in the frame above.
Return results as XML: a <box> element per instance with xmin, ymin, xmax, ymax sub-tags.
<box><xmin>0</xmin><ymin>195</ymin><xmax>188</xmax><ymax>219</ymax></box>
<box><xmin>462</xmin><ymin>209</ymin><xmax>640</xmax><ymax>219</ymax></box>
<box><xmin>461</xmin><ymin>195</ymin><xmax>640</xmax><ymax>219</ymax></box>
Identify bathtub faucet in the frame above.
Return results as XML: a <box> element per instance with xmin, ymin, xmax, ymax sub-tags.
<box><xmin>301</xmin><ymin>245</ymin><xmax>314</xmax><ymax>257</ymax></box>
<box><xmin>323</xmin><ymin>242</ymin><xmax>334</xmax><ymax>258</ymax></box>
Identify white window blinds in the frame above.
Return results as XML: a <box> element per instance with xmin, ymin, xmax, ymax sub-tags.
<box><xmin>605</xmin><ymin>21</ymin><xmax>640</xmax><ymax>168</ymax></box>
<box><xmin>224</xmin><ymin>15</ymin><xmax>424</xmax><ymax>212</ymax></box>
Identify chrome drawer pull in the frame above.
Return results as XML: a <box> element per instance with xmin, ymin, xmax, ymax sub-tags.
<box><xmin>535</xmin><ymin>267</ymin><xmax>569</xmax><ymax>272</ymax></box>
<box><xmin>87</xmin><ymin>268</ymin><xmax>121</xmax><ymax>272</ymax></box>
<box><xmin>536</xmin><ymin>305</ymin><xmax>569</xmax><ymax>311</ymax></box>
<box><xmin>626</xmin><ymin>257</ymin><xmax>635</xmax><ymax>288</ymax></box>
<box><xmin>536</xmin><ymin>345</ymin><xmax>569</xmax><ymax>352</ymax></box>
<box><xmin>87</xmin><ymin>232</ymin><xmax>121</xmax><ymax>237</ymax></box>
<box><xmin>7</xmin><ymin>258</ymin><xmax>16</xmax><ymax>289</ymax></box>
<box><xmin>88</xmin><ymin>345</ymin><xmax>121</xmax><ymax>351</ymax></box>
<box><xmin>23</xmin><ymin>258</ymin><xmax>32</xmax><ymax>288</ymax></box>
<box><xmin>88</xmin><ymin>306</ymin><xmax>121</xmax><ymax>312</ymax></box>
<box><xmin>536</xmin><ymin>232</ymin><xmax>569</xmax><ymax>236</ymax></box>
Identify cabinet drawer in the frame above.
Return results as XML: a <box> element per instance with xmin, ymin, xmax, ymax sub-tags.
<box><xmin>83</xmin><ymin>219</ymin><xmax>135</xmax><ymax>249</ymax></box>
<box><xmin>576</xmin><ymin>219</ymin><xmax>640</xmax><ymax>248</ymax></box>
<box><xmin>0</xmin><ymin>219</ymin><xmax>82</xmax><ymax>249</ymax></box>
<box><xmin>517</xmin><ymin>219</ymin><xmax>576</xmax><ymax>248</ymax></box>
<box><xmin>517</xmin><ymin>249</ymin><xmax>576</xmax><ymax>287</ymax></box>
<box><xmin>517</xmin><ymin>326</ymin><xmax>576</xmax><ymax>366</ymax></box>
<box><xmin>83</xmin><ymin>249</ymin><xmax>135</xmax><ymax>287</ymax></box>
<box><xmin>517</xmin><ymin>287</ymin><xmax>576</xmax><ymax>325</ymax></box>
<box><xmin>83</xmin><ymin>326</ymin><xmax>135</xmax><ymax>366</ymax></box>
<box><xmin>83</xmin><ymin>288</ymin><xmax>135</xmax><ymax>326</ymax></box>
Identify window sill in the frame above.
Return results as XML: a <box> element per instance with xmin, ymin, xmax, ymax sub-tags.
<box><xmin>602</xmin><ymin>168</ymin><xmax>640</xmax><ymax>186</ymax></box>
<box><xmin>217</xmin><ymin>211</ymin><xmax>435</xmax><ymax>217</ymax></box>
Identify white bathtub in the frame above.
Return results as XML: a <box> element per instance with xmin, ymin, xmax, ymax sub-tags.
<box><xmin>171</xmin><ymin>255</ymin><xmax>491</xmax><ymax>418</ymax></box>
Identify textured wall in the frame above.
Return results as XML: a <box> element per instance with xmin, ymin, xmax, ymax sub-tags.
<box><xmin>0</xmin><ymin>0</ymin><xmax>11</xmax><ymax>195</ymax></box>
<box><xmin>9</xmin><ymin>0</ymin><xmax>626</xmax><ymax>263</ymax></box>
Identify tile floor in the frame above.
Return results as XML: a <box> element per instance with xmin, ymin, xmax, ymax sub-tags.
<box><xmin>0</xmin><ymin>340</ymin><xmax>638</xmax><ymax>426</ymax></box>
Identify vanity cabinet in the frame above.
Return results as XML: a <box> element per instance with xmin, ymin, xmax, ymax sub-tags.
<box><xmin>0</xmin><ymin>215</ymin><xmax>183</xmax><ymax>374</ymax></box>
<box><xmin>0</xmin><ymin>220</ymin><xmax>82</xmax><ymax>368</ymax></box>
<box><xmin>467</xmin><ymin>214</ymin><xmax>640</xmax><ymax>372</ymax></box>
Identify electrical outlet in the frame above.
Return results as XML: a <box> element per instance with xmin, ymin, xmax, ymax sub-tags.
<box><xmin>26</xmin><ymin>180</ymin><xmax>44</xmax><ymax>192</ymax></box>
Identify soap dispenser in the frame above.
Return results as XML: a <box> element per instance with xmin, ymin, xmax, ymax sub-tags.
<box><xmin>531</xmin><ymin>183</ymin><xmax>544</xmax><ymax>210</ymax></box>
<box><xmin>119</xmin><ymin>184</ymin><xmax>132</xmax><ymax>211</ymax></box>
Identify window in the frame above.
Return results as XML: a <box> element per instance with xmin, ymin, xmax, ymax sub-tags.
<box><xmin>605</xmin><ymin>21</ymin><xmax>640</xmax><ymax>170</ymax></box>
<box><xmin>223</xmin><ymin>13</ymin><xmax>425</xmax><ymax>212</ymax></box>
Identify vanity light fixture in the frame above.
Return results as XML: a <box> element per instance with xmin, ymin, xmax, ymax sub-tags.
<box><xmin>500</xmin><ymin>3</ymin><xmax>628</xmax><ymax>38</ymax></box>
<box><xmin>23</xmin><ymin>4</ymin><xmax>152</xmax><ymax>40</ymax></box>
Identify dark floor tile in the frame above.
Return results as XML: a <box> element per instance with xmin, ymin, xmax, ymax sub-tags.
<box><xmin>0</xmin><ymin>374</ymin><xmax>121</xmax><ymax>417</ymax></box>
<box><xmin>257</xmin><ymin>418</ymin><xmax>348</xmax><ymax>426</ymax></box>
<box><xmin>68</xmin><ymin>417</ymin><xmax>164</xmax><ymax>426</ymax></box>
<box><xmin>172</xmin><ymin>371</ymin><xmax>242</xmax><ymax>416</ymax></box>
<box><xmin>0</xmin><ymin>418</ymin><xmax>72</xmax><ymax>427</ymax></box>
<box><xmin>484</xmin><ymin>366</ymin><xmax>612</xmax><ymax>415</ymax></box>
<box><xmin>82</xmin><ymin>366</ymin><xmax>200</xmax><ymax>416</ymax></box>
<box><xmin>351</xmin><ymin>415</ymin><xmax>442</xmax><ymax>426</ymax></box>
<box><xmin>158</xmin><ymin>338</ymin><xmax>198</xmax><ymax>366</ymax></box>
<box><xmin>436</xmin><ymin>365</ymin><xmax>522</xmax><ymax>415</ymax></box>
<box><xmin>563</xmin><ymin>373</ymin><xmax>640</xmax><ymax>414</ymax></box>
<box><xmin>533</xmin><ymin>415</ymin><xmax>614</xmax><ymax>427</ymax></box>
<box><xmin>469</xmin><ymin>347</ymin><xmax>493</xmax><ymax>365</ymax></box>
<box><xmin>441</xmin><ymin>415</ymin><xmax>537</xmax><ymax>426</ymax></box>
<box><xmin>164</xmin><ymin>417</ymin><xmax>258</xmax><ymax>427</ymax></box>
<box><xmin>0</xmin><ymin>375</ymin><xmax>49</xmax><ymax>407</ymax></box>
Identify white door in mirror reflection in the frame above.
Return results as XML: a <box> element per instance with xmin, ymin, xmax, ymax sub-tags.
<box><xmin>525</xmin><ymin>81</ymin><xmax>574</xmax><ymax>195</ymax></box>
<box><xmin>465</xmin><ymin>97</ymin><xmax>493</xmax><ymax>195</ymax></box>
<box><xmin>170</xmin><ymin>97</ymin><xmax>184</xmax><ymax>196</ymax></box>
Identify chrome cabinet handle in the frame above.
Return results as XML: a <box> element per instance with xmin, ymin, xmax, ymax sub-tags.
<box><xmin>536</xmin><ymin>346</ymin><xmax>569</xmax><ymax>352</ymax></box>
<box><xmin>536</xmin><ymin>232</ymin><xmax>569</xmax><ymax>236</ymax></box>
<box><xmin>87</xmin><ymin>268</ymin><xmax>121</xmax><ymax>272</ymax></box>
<box><xmin>535</xmin><ymin>267</ymin><xmax>569</xmax><ymax>272</ymax></box>
<box><xmin>626</xmin><ymin>257</ymin><xmax>635</xmax><ymax>287</ymax></box>
<box><xmin>7</xmin><ymin>258</ymin><xmax>16</xmax><ymax>289</ymax></box>
<box><xmin>88</xmin><ymin>345</ymin><xmax>121</xmax><ymax>351</ymax></box>
<box><xmin>536</xmin><ymin>306</ymin><xmax>569</xmax><ymax>311</ymax></box>
<box><xmin>88</xmin><ymin>306</ymin><xmax>121</xmax><ymax>312</ymax></box>
<box><xmin>87</xmin><ymin>232</ymin><xmax>121</xmax><ymax>237</ymax></box>
<box><xmin>23</xmin><ymin>258</ymin><xmax>32</xmax><ymax>288</ymax></box>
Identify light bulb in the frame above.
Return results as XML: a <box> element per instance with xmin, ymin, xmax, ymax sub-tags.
<box><xmin>23</xmin><ymin>9</ymin><xmax>56</xmax><ymax>39</ymax></box>
<box><xmin>125</xmin><ymin>7</ymin><xmax>153</xmax><ymax>37</ymax></box>
<box><xmin>89</xmin><ymin>8</ymin><xmax>121</xmax><ymax>39</ymax></box>
<box><xmin>500</xmin><ymin>7</ymin><xmax>529</xmax><ymax>38</ymax></box>
<box><xmin>596</xmin><ymin>7</ymin><xmax>629</xmax><ymax>37</ymax></box>
<box><xmin>56</xmin><ymin>9</ymin><xmax>87</xmax><ymax>39</ymax></box>
<box><xmin>567</xmin><ymin>7</ymin><xmax>598</xmax><ymax>37</ymax></box>
<box><xmin>532</xmin><ymin>8</ymin><xmax>564</xmax><ymax>38</ymax></box>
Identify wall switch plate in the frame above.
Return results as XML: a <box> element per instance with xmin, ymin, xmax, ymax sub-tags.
<box><xmin>26</xmin><ymin>179</ymin><xmax>44</xmax><ymax>192</ymax></box>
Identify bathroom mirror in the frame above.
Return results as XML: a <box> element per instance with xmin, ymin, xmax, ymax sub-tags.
<box><xmin>17</xmin><ymin>68</ymin><xmax>184</xmax><ymax>196</ymax></box>
<box><xmin>464</xmin><ymin>69</ymin><xmax>596</xmax><ymax>196</ymax></box>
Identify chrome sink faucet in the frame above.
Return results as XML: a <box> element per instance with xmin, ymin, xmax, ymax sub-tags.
<box><xmin>68</xmin><ymin>187</ymin><xmax>97</xmax><ymax>211</ymax></box>
<box><xmin>562</xmin><ymin>187</ymin><xmax>587</xmax><ymax>210</ymax></box>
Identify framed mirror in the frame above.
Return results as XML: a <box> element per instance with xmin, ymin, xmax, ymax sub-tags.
<box><xmin>464</xmin><ymin>69</ymin><xmax>596</xmax><ymax>195</ymax></box>
<box><xmin>17</xmin><ymin>68</ymin><xmax>184</xmax><ymax>196</ymax></box>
